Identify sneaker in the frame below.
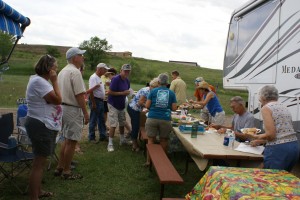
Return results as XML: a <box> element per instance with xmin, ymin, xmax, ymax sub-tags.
<box><xmin>119</xmin><ymin>138</ymin><xmax>132</xmax><ymax>146</ymax></box>
<box><xmin>107</xmin><ymin>144</ymin><xmax>114</xmax><ymax>152</ymax></box>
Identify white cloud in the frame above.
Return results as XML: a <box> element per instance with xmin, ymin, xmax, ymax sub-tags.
<box><xmin>4</xmin><ymin>0</ymin><xmax>249</xmax><ymax>69</ymax></box>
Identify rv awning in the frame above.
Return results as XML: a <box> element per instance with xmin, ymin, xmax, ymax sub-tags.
<box><xmin>0</xmin><ymin>0</ymin><xmax>30</xmax><ymax>37</ymax></box>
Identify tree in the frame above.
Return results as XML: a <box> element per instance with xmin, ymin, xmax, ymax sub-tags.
<box><xmin>0</xmin><ymin>31</ymin><xmax>14</xmax><ymax>62</ymax></box>
<box><xmin>46</xmin><ymin>46</ymin><xmax>61</xmax><ymax>58</ymax></box>
<box><xmin>79</xmin><ymin>36</ymin><xmax>112</xmax><ymax>70</ymax></box>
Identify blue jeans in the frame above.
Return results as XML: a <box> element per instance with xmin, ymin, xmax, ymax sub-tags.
<box><xmin>264</xmin><ymin>141</ymin><xmax>299</xmax><ymax>172</ymax></box>
<box><xmin>127</xmin><ymin>106</ymin><xmax>140</xmax><ymax>140</ymax></box>
<box><xmin>88</xmin><ymin>99</ymin><xmax>106</xmax><ymax>141</ymax></box>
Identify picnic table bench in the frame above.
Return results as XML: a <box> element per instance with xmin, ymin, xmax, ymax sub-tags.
<box><xmin>147</xmin><ymin>144</ymin><xmax>184</xmax><ymax>200</ymax></box>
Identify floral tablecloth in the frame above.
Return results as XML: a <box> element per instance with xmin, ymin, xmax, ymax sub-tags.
<box><xmin>186</xmin><ymin>166</ymin><xmax>300</xmax><ymax>200</ymax></box>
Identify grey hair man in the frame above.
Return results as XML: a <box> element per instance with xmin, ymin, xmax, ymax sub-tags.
<box><xmin>211</xmin><ymin>96</ymin><xmax>255</xmax><ymax>142</ymax></box>
<box><xmin>55</xmin><ymin>47</ymin><xmax>89</xmax><ymax>180</ymax></box>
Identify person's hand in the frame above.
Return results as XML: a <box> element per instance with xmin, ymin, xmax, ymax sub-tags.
<box><xmin>250</xmin><ymin>140</ymin><xmax>260</xmax><ymax>147</ymax></box>
<box><xmin>217</xmin><ymin>128</ymin><xmax>226</xmax><ymax>134</ymax></box>
<box><xmin>93</xmin><ymin>84</ymin><xmax>100</xmax><ymax>90</ymax></box>
<box><xmin>84</xmin><ymin>112</ymin><xmax>89</xmax><ymax>125</ymax></box>
<box><xmin>49</xmin><ymin>70</ymin><xmax>57</xmax><ymax>83</ymax></box>
<box><xmin>123</xmin><ymin>90</ymin><xmax>130</xmax><ymax>96</ymax></box>
<box><xmin>209</xmin><ymin>123</ymin><xmax>220</xmax><ymax>130</ymax></box>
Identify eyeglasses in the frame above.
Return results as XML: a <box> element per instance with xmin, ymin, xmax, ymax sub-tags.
<box><xmin>194</xmin><ymin>80</ymin><xmax>202</xmax><ymax>84</ymax></box>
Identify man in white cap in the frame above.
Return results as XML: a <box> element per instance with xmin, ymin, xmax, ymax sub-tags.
<box><xmin>88</xmin><ymin>63</ymin><xmax>109</xmax><ymax>143</ymax></box>
<box><xmin>106</xmin><ymin>64</ymin><xmax>132</xmax><ymax>152</ymax></box>
<box><xmin>55</xmin><ymin>47</ymin><xmax>89</xmax><ymax>180</ymax></box>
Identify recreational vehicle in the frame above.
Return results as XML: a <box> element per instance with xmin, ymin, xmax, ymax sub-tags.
<box><xmin>223</xmin><ymin>0</ymin><xmax>300</xmax><ymax>135</ymax></box>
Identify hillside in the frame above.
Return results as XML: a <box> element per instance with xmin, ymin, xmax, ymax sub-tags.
<box><xmin>1</xmin><ymin>44</ymin><xmax>246</xmax><ymax>112</ymax></box>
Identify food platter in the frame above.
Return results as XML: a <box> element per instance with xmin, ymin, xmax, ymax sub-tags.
<box><xmin>240</xmin><ymin>128</ymin><xmax>261</xmax><ymax>134</ymax></box>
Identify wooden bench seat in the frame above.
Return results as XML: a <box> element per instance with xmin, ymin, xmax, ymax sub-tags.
<box><xmin>147</xmin><ymin>144</ymin><xmax>184</xmax><ymax>199</ymax></box>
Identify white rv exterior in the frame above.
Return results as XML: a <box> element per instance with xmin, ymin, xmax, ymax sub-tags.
<box><xmin>223</xmin><ymin>0</ymin><xmax>300</xmax><ymax>131</ymax></box>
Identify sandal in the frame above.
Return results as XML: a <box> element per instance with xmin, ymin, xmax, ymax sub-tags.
<box><xmin>61</xmin><ymin>172</ymin><xmax>83</xmax><ymax>180</ymax></box>
<box><xmin>54</xmin><ymin>168</ymin><xmax>63</xmax><ymax>177</ymax></box>
<box><xmin>39</xmin><ymin>191</ymin><xmax>54</xmax><ymax>198</ymax></box>
<box><xmin>132</xmin><ymin>146</ymin><xmax>140</xmax><ymax>152</ymax></box>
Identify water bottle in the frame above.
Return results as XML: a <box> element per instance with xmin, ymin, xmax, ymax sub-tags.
<box><xmin>228</xmin><ymin>131</ymin><xmax>235</xmax><ymax>149</ymax></box>
<box><xmin>191</xmin><ymin>122</ymin><xmax>198</xmax><ymax>138</ymax></box>
<box><xmin>8</xmin><ymin>134</ymin><xmax>17</xmax><ymax>148</ymax></box>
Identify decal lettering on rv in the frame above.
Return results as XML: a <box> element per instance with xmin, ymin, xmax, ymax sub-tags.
<box><xmin>282</xmin><ymin>65</ymin><xmax>300</xmax><ymax>73</ymax></box>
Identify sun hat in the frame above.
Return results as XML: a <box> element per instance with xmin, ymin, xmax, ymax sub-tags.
<box><xmin>66</xmin><ymin>47</ymin><xmax>86</xmax><ymax>60</ymax></box>
<box><xmin>197</xmin><ymin>81</ymin><xmax>209</xmax><ymax>89</ymax></box>
<box><xmin>195</xmin><ymin>77</ymin><xmax>204</xmax><ymax>83</ymax></box>
<box><xmin>121</xmin><ymin>64</ymin><xmax>131</xmax><ymax>71</ymax></box>
<box><xmin>97</xmin><ymin>63</ymin><xmax>110</xmax><ymax>70</ymax></box>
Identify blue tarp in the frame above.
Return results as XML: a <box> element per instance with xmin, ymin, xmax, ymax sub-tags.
<box><xmin>0</xmin><ymin>0</ymin><xmax>30</xmax><ymax>37</ymax></box>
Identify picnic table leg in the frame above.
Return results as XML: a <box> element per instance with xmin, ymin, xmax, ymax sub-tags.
<box><xmin>160</xmin><ymin>184</ymin><xmax>165</xmax><ymax>200</ymax></box>
<box><xmin>182</xmin><ymin>152</ymin><xmax>190</xmax><ymax>175</ymax></box>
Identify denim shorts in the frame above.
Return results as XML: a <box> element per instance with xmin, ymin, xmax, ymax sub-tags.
<box><xmin>264</xmin><ymin>141</ymin><xmax>299</xmax><ymax>172</ymax></box>
<box><xmin>25</xmin><ymin>117</ymin><xmax>57</xmax><ymax>157</ymax></box>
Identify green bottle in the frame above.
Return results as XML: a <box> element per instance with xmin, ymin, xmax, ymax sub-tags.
<box><xmin>191</xmin><ymin>122</ymin><xmax>198</xmax><ymax>138</ymax></box>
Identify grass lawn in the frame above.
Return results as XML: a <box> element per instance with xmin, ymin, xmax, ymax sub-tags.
<box><xmin>0</xmin><ymin>137</ymin><xmax>204</xmax><ymax>200</ymax></box>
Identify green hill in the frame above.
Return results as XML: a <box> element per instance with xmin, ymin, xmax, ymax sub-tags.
<box><xmin>0</xmin><ymin>44</ymin><xmax>246</xmax><ymax>113</ymax></box>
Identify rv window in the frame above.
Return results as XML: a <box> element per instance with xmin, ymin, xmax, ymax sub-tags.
<box><xmin>224</xmin><ymin>0</ymin><xmax>277</xmax><ymax>67</ymax></box>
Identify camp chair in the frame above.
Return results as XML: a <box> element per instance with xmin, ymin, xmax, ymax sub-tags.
<box><xmin>0</xmin><ymin>113</ymin><xmax>33</xmax><ymax>194</ymax></box>
<box><xmin>16</xmin><ymin>115</ymin><xmax>58</xmax><ymax>171</ymax></box>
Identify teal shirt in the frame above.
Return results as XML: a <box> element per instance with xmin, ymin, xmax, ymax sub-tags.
<box><xmin>147</xmin><ymin>86</ymin><xmax>177</xmax><ymax>121</ymax></box>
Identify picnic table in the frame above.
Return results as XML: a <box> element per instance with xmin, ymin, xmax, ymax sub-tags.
<box><xmin>173</xmin><ymin>127</ymin><xmax>263</xmax><ymax>171</ymax></box>
<box><xmin>185</xmin><ymin>166</ymin><xmax>300</xmax><ymax>199</ymax></box>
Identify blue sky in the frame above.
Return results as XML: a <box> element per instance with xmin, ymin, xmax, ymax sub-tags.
<box><xmin>5</xmin><ymin>0</ymin><xmax>249</xmax><ymax>69</ymax></box>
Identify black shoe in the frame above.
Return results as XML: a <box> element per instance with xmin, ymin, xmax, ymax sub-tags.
<box><xmin>99</xmin><ymin>137</ymin><xmax>108</xmax><ymax>142</ymax></box>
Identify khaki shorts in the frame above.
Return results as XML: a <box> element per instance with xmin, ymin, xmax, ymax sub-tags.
<box><xmin>108</xmin><ymin>104</ymin><xmax>126</xmax><ymax>127</ymax></box>
<box><xmin>145</xmin><ymin>118</ymin><xmax>172</xmax><ymax>139</ymax></box>
<box><xmin>61</xmin><ymin>105</ymin><xmax>84</xmax><ymax>141</ymax></box>
<box><xmin>211</xmin><ymin>111</ymin><xmax>225</xmax><ymax>125</ymax></box>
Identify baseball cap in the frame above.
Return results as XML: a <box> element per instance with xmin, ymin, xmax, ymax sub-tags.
<box><xmin>97</xmin><ymin>63</ymin><xmax>110</xmax><ymax>70</ymax></box>
<box><xmin>121</xmin><ymin>64</ymin><xmax>131</xmax><ymax>71</ymax></box>
<box><xmin>66</xmin><ymin>47</ymin><xmax>86</xmax><ymax>60</ymax></box>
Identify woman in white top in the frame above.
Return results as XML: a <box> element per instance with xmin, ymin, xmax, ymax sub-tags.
<box><xmin>246</xmin><ymin>85</ymin><xmax>299</xmax><ymax>171</ymax></box>
<box><xmin>25</xmin><ymin>55</ymin><xmax>62</xmax><ymax>199</ymax></box>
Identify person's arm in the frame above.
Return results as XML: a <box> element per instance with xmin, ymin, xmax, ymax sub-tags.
<box><xmin>145</xmin><ymin>99</ymin><xmax>151</xmax><ymax>109</ymax></box>
<box><xmin>246</xmin><ymin>106</ymin><xmax>276</xmax><ymax>141</ymax></box>
<box><xmin>107</xmin><ymin>89</ymin><xmax>130</xmax><ymax>96</ymax></box>
<box><xmin>171</xmin><ymin>102</ymin><xmax>177</xmax><ymax>111</ymax></box>
<box><xmin>44</xmin><ymin>70</ymin><xmax>62</xmax><ymax>105</ymax></box>
<box><xmin>86</xmin><ymin>84</ymin><xmax>100</xmax><ymax>94</ymax></box>
<box><xmin>138</xmin><ymin>95</ymin><xmax>147</xmax><ymax>107</ymax></box>
<box><xmin>76</xmin><ymin>92</ymin><xmax>89</xmax><ymax>125</ymax></box>
<box><xmin>199</xmin><ymin>92</ymin><xmax>213</xmax><ymax>106</ymax></box>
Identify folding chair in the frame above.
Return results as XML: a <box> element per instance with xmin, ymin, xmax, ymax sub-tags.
<box><xmin>0</xmin><ymin>113</ymin><xmax>33</xmax><ymax>194</ymax></box>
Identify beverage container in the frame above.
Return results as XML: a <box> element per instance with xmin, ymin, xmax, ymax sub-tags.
<box><xmin>223</xmin><ymin>135</ymin><xmax>229</xmax><ymax>146</ymax></box>
<box><xmin>191</xmin><ymin>122</ymin><xmax>198</xmax><ymax>138</ymax></box>
<box><xmin>228</xmin><ymin>134</ymin><xmax>235</xmax><ymax>149</ymax></box>
<box><xmin>226</xmin><ymin>129</ymin><xmax>235</xmax><ymax>149</ymax></box>
<box><xmin>8</xmin><ymin>134</ymin><xmax>17</xmax><ymax>148</ymax></box>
